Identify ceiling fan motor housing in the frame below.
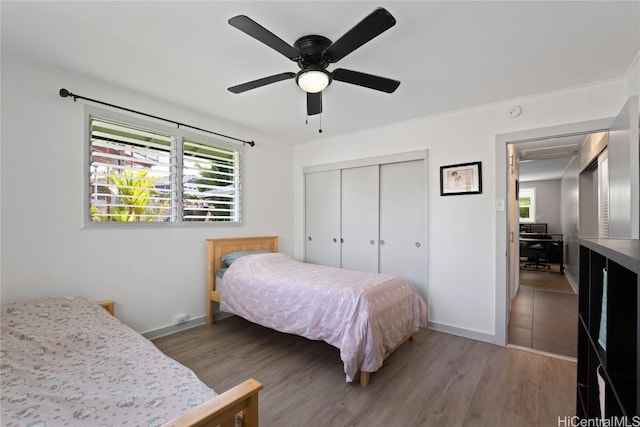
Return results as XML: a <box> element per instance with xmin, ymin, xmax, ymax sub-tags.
<box><xmin>294</xmin><ymin>35</ymin><xmax>332</xmax><ymax>69</ymax></box>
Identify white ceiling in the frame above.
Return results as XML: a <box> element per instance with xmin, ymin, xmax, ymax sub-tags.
<box><xmin>2</xmin><ymin>1</ymin><xmax>639</xmax><ymax>145</ymax></box>
<box><xmin>519</xmin><ymin>156</ymin><xmax>574</xmax><ymax>182</ymax></box>
<box><xmin>516</xmin><ymin>134</ymin><xmax>587</xmax><ymax>181</ymax></box>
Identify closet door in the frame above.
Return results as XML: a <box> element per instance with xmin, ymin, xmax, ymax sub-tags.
<box><xmin>341</xmin><ymin>166</ymin><xmax>379</xmax><ymax>272</ymax></box>
<box><xmin>379</xmin><ymin>160</ymin><xmax>427</xmax><ymax>296</ymax></box>
<box><xmin>305</xmin><ymin>170</ymin><xmax>341</xmax><ymax>267</ymax></box>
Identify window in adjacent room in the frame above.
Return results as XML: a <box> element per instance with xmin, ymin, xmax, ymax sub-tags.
<box><xmin>518</xmin><ymin>188</ymin><xmax>536</xmax><ymax>222</ymax></box>
<box><xmin>88</xmin><ymin>112</ymin><xmax>241</xmax><ymax>224</ymax></box>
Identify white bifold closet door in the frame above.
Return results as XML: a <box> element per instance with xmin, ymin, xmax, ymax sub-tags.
<box><xmin>379</xmin><ymin>160</ymin><xmax>427</xmax><ymax>296</ymax></box>
<box><xmin>341</xmin><ymin>166</ymin><xmax>380</xmax><ymax>273</ymax></box>
<box><xmin>304</xmin><ymin>154</ymin><xmax>427</xmax><ymax>295</ymax></box>
<box><xmin>305</xmin><ymin>170</ymin><xmax>341</xmax><ymax>267</ymax></box>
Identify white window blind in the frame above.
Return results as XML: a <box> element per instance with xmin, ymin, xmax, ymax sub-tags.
<box><xmin>598</xmin><ymin>149</ymin><xmax>609</xmax><ymax>237</ymax></box>
<box><xmin>182</xmin><ymin>140</ymin><xmax>239</xmax><ymax>222</ymax></box>
<box><xmin>89</xmin><ymin>115</ymin><xmax>241</xmax><ymax>224</ymax></box>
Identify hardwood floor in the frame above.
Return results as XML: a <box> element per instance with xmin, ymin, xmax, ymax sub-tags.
<box><xmin>509</xmin><ymin>265</ymin><xmax>578</xmax><ymax>357</ymax></box>
<box><xmin>518</xmin><ymin>263</ymin><xmax>574</xmax><ymax>294</ymax></box>
<box><xmin>154</xmin><ymin>316</ymin><xmax>576</xmax><ymax>426</ymax></box>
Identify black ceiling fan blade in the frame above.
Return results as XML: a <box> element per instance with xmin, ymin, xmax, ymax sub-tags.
<box><xmin>229</xmin><ymin>15</ymin><xmax>300</xmax><ymax>61</ymax></box>
<box><xmin>307</xmin><ymin>92</ymin><xmax>322</xmax><ymax>116</ymax></box>
<box><xmin>324</xmin><ymin>8</ymin><xmax>396</xmax><ymax>63</ymax></box>
<box><xmin>332</xmin><ymin>68</ymin><xmax>400</xmax><ymax>93</ymax></box>
<box><xmin>228</xmin><ymin>72</ymin><xmax>295</xmax><ymax>93</ymax></box>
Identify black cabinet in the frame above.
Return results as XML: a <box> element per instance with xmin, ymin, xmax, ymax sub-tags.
<box><xmin>577</xmin><ymin>239</ymin><xmax>640</xmax><ymax>418</ymax></box>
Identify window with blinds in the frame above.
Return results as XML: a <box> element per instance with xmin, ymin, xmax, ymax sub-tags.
<box><xmin>89</xmin><ymin>115</ymin><xmax>241</xmax><ymax>224</ymax></box>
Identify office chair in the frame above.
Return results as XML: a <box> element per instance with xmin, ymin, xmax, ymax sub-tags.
<box><xmin>521</xmin><ymin>234</ymin><xmax>552</xmax><ymax>270</ymax></box>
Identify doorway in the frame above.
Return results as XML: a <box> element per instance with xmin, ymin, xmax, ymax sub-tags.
<box><xmin>495</xmin><ymin>98</ymin><xmax>638</xmax><ymax>352</ymax></box>
<box><xmin>505</xmin><ymin>136</ymin><xmax>584</xmax><ymax>357</ymax></box>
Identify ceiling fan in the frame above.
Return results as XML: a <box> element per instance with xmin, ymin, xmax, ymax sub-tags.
<box><xmin>227</xmin><ymin>7</ymin><xmax>401</xmax><ymax>117</ymax></box>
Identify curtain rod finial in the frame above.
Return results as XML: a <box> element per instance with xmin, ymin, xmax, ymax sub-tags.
<box><xmin>59</xmin><ymin>88</ymin><xmax>70</xmax><ymax>98</ymax></box>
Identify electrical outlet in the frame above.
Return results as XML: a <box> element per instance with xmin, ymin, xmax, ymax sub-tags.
<box><xmin>174</xmin><ymin>314</ymin><xmax>188</xmax><ymax>325</ymax></box>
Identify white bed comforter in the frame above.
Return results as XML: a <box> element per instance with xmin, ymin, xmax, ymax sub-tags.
<box><xmin>220</xmin><ymin>253</ymin><xmax>427</xmax><ymax>382</ymax></box>
<box><xmin>1</xmin><ymin>297</ymin><xmax>216</xmax><ymax>427</ymax></box>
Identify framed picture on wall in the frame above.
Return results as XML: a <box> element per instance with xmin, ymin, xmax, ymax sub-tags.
<box><xmin>440</xmin><ymin>161</ymin><xmax>482</xmax><ymax>196</ymax></box>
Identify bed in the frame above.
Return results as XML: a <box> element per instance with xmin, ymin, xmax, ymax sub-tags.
<box><xmin>1</xmin><ymin>296</ymin><xmax>262</xmax><ymax>427</ymax></box>
<box><xmin>206</xmin><ymin>236</ymin><xmax>427</xmax><ymax>386</ymax></box>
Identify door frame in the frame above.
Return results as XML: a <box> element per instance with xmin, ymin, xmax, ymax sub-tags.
<box><xmin>493</xmin><ymin>117</ymin><xmax>614</xmax><ymax>346</ymax></box>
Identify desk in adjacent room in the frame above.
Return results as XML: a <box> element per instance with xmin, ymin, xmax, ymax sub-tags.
<box><xmin>519</xmin><ymin>233</ymin><xmax>564</xmax><ymax>274</ymax></box>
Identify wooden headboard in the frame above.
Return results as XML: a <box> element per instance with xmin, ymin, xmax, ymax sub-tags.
<box><xmin>206</xmin><ymin>236</ymin><xmax>278</xmax><ymax>325</ymax></box>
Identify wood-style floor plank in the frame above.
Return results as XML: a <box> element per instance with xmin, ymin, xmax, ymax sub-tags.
<box><xmin>153</xmin><ymin>316</ymin><xmax>576</xmax><ymax>427</ymax></box>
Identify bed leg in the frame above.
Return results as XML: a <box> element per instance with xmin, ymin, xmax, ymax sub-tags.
<box><xmin>208</xmin><ymin>291</ymin><xmax>221</xmax><ymax>326</ymax></box>
<box><xmin>207</xmin><ymin>301</ymin><xmax>213</xmax><ymax>326</ymax></box>
<box><xmin>360</xmin><ymin>371</ymin><xmax>370</xmax><ymax>387</ymax></box>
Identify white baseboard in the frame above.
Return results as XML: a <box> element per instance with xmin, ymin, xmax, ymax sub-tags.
<box><xmin>564</xmin><ymin>271</ymin><xmax>579</xmax><ymax>293</ymax></box>
<box><xmin>144</xmin><ymin>316</ymin><xmax>498</xmax><ymax>346</ymax></box>
<box><xmin>428</xmin><ymin>321</ymin><xmax>496</xmax><ymax>344</ymax></box>
<box><xmin>143</xmin><ymin>311</ymin><xmax>233</xmax><ymax>340</ymax></box>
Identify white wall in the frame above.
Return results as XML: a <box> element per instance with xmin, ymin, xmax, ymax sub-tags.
<box><xmin>627</xmin><ymin>51</ymin><xmax>640</xmax><ymax>102</ymax></box>
<box><xmin>295</xmin><ymin>78</ymin><xmax>628</xmax><ymax>341</ymax></box>
<box><xmin>561</xmin><ymin>157</ymin><xmax>580</xmax><ymax>289</ymax></box>
<box><xmin>520</xmin><ymin>180</ymin><xmax>562</xmax><ymax>234</ymax></box>
<box><xmin>0</xmin><ymin>58</ymin><xmax>295</xmax><ymax>333</ymax></box>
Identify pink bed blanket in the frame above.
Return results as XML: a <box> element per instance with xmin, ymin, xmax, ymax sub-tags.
<box><xmin>220</xmin><ymin>253</ymin><xmax>427</xmax><ymax>382</ymax></box>
<box><xmin>1</xmin><ymin>297</ymin><xmax>217</xmax><ymax>427</ymax></box>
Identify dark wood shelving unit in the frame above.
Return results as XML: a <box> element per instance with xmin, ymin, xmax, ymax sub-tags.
<box><xmin>577</xmin><ymin>238</ymin><xmax>640</xmax><ymax>418</ymax></box>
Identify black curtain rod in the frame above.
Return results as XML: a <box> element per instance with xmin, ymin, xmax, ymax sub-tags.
<box><xmin>59</xmin><ymin>88</ymin><xmax>255</xmax><ymax>147</ymax></box>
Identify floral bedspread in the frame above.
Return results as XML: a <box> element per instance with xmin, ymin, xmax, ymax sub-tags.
<box><xmin>220</xmin><ymin>253</ymin><xmax>427</xmax><ymax>382</ymax></box>
<box><xmin>1</xmin><ymin>297</ymin><xmax>216</xmax><ymax>427</ymax></box>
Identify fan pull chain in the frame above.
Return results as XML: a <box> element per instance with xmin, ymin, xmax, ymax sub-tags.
<box><xmin>304</xmin><ymin>113</ymin><xmax>322</xmax><ymax>133</ymax></box>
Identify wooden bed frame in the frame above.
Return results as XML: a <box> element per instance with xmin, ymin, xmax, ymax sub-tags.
<box><xmin>99</xmin><ymin>299</ymin><xmax>263</xmax><ymax>427</ymax></box>
<box><xmin>166</xmin><ymin>378</ymin><xmax>262</xmax><ymax>427</ymax></box>
<box><xmin>206</xmin><ymin>236</ymin><xmax>278</xmax><ymax>326</ymax></box>
<box><xmin>206</xmin><ymin>235</ymin><xmax>415</xmax><ymax>387</ymax></box>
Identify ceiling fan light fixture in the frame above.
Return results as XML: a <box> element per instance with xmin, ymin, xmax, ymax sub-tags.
<box><xmin>296</xmin><ymin>69</ymin><xmax>330</xmax><ymax>93</ymax></box>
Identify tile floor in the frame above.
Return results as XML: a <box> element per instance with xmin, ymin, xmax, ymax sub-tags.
<box><xmin>508</xmin><ymin>284</ymin><xmax>578</xmax><ymax>357</ymax></box>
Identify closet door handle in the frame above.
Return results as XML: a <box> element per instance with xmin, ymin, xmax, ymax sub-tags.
<box><xmin>308</xmin><ymin>236</ymin><xmax>312</xmax><ymax>241</ymax></box>
<box><xmin>370</xmin><ymin>240</ymin><xmax>376</xmax><ymax>245</ymax></box>
<box><xmin>380</xmin><ymin>240</ymin><xmax>386</xmax><ymax>245</ymax></box>
<box><xmin>415</xmin><ymin>242</ymin><xmax>421</xmax><ymax>248</ymax></box>
<box><xmin>333</xmin><ymin>238</ymin><xmax>337</xmax><ymax>243</ymax></box>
